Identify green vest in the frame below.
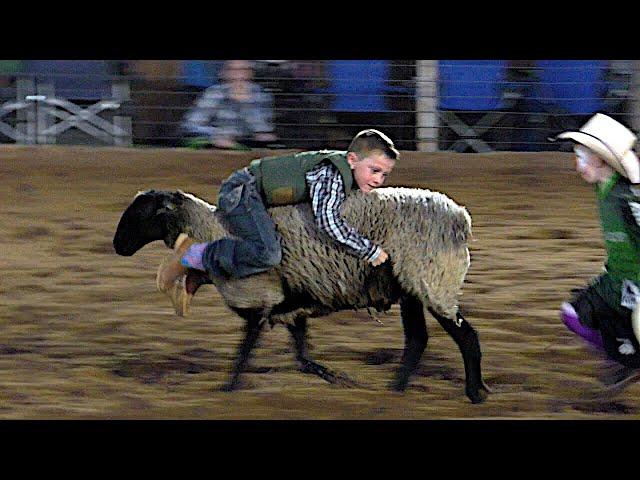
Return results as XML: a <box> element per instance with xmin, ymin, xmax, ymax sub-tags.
<box><xmin>593</xmin><ymin>173</ymin><xmax>640</xmax><ymax>312</ymax></box>
<box><xmin>248</xmin><ymin>150</ymin><xmax>354</xmax><ymax>206</ymax></box>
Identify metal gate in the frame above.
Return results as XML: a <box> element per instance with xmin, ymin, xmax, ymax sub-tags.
<box><xmin>0</xmin><ymin>78</ymin><xmax>132</xmax><ymax>145</ymax></box>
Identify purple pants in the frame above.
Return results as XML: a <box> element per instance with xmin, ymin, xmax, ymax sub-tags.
<box><xmin>560</xmin><ymin>302</ymin><xmax>604</xmax><ymax>350</ymax></box>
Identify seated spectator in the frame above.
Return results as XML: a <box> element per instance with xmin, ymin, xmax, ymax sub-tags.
<box><xmin>182</xmin><ymin>60</ymin><xmax>279</xmax><ymax>149</ymax></box>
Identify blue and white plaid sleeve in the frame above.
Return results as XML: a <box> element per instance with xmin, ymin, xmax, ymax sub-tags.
<box><xmin>246</xmin><ymin>87</ymin><xmax>275</xmax><ymax>134</ymax></box>
<box><xmin>306</xmin><ymin>163</ymin><xmax>381</xmax><ymax>262</ymax></box>
<box><xmin>182</xmin><ymin>86</ymin><xmax>225</xmax><ymax>137</ymax></box>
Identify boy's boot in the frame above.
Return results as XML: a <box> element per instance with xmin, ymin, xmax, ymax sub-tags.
<box><xmin>157</xmin><ymin>233</ymin><xmax>196</xmax><ymax>316</ymax></box>
<box><xmin>599</xmin><ymin>361</ymin><xmax>640</xmax><ymax>391</ymax></box>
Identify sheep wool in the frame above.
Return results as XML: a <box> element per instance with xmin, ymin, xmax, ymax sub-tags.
<box><xmin>120</xmin><ymin>187</ymin><xmax>472</xmax><ymax>323</ymax></box>
<box><xmin>269</xmin><ymin>187</ymin><xmax>471</xmax><ymax>321</ymax></box>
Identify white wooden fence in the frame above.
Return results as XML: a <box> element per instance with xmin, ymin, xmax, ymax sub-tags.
<box><xmin>0</xmin><ymin>78</ymin><xmax>132</xmax><ymax>145</ymax></box>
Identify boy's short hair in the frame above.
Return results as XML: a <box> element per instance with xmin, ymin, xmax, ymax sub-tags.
<box><xmin>347</xmin><ymin>129</ymin><xmax>400</xmax><ymax>160</ymax></box>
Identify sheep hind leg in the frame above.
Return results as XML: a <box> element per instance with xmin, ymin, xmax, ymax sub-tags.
<box><xmin>428</xmin><ymin>308</ymin><xmax>490</xmax><ymax>404</ymax></box>
<box><xmin>219</xmin><ymin>309</ymin><xmax>264</xmax><ymax>392</ymax></box>
<box><xmin>390</xmin><ymin>295</ymin><xmax>428</xmax><ymax>392</ymax></box>
<box><xmin>286</xmin><ymin>317</ymin><xmax>360</xmax><ymax>388</ymax></box>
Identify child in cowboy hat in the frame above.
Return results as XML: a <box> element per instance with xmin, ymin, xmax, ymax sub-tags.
<box><xmin>552</xmin><ymin>113</ymin><xmax>640</xmax><ymax>388</ymax></box>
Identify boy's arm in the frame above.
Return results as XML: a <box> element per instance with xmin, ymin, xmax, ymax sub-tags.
<box><xmin>306</xmin><ymin>163</ymin><xmax>383</xmax><ymax>263</ymax></box>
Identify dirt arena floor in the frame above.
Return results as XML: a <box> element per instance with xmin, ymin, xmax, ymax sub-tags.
<box><xmin>2</xmin><ymin>144</ymin><xmax>638</xmax><ymax>419</ymax></box>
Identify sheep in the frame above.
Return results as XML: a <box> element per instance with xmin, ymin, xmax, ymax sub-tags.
<box><xmin>113</xmin><ymin>187</ymin><xmax>490</xmax><ymax>403</ymax></box>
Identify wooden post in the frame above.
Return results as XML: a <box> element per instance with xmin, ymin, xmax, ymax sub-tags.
<box><xmin>16</xmin><ymin>78</ymin><xmax>36</xmax><ymax>144</ymax></box>
<box><xmin>415</xmin><ymin>60</ymin><xmax>438</xmax><ymax>152</ymax></box>
<box><xmin>36</xmin><ymin>82</ymin><xmax>55</xmax><ymax>144</ymax></box>
<box><xmin>112</xmin><ymin>80</ymin><xmax>132</xmax><ymax>146</ymax></box>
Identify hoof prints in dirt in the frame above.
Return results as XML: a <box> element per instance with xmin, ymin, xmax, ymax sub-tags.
<box><xmin>14</xmin><ymin>226</ymin><xmax>51</xmax><ymax>239</ymax></box>
<box><xmin>243</xmin><ymin>366</ymin><xmax>275</xmax><ymax>374</ymax></box>
<box><xmin>181</xmin><ymin>348</ymin><xmax>217</xmax><ymax>359</ymax></box>
<box><xmin>87</xmin><ymin>241</ymin><xmax>117</xmax><ymax>255</ymax></box>
<box><xmin>364</xmin><ymin>348</ymin><xmax>401</xmax><ymax>365</ymax></box>
<box><xmin>572</xmin><ymin>401</ymin><xmax>636</xmax><ymax>415</ymax></box>
<box><xmin>415</xmin><ymin>363</ymin><xmax>462</xmax><ymax>384</ymax></box>
<box><xmin>0</xmin><ymin>345</ymin><xmax>33</xmax><ymax>355</ymax></box>
<box><xmin>16</xmin><ymin>183</ymin><xmax>36</xmax><ymax>193</ymax></box>
<box><xmin>112</xmin><ymin>357</ymin><xmax>217</xmax><ymax>384</ymax></box>
<box><xmin>363</xmin><ymin>348</ymin><xmax>463</xmax><ymax>384</ymax></box>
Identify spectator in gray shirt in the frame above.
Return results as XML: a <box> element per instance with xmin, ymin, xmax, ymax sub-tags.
<box><xmin>182</xmin><ymin>60</ymin><xmax>278</xmax><ymax>149</ymax></box>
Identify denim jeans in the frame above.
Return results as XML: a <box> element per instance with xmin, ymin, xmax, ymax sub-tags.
<box><xmin>202</xmin><ymin>168</ymin><xmax>282</xmax><ymax>279</ymax></box>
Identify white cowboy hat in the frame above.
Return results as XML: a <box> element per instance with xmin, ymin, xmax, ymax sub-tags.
<box><xmin>551</xmin><ymin>113</ymin><xmax>640</xmax><ymax>184</ymax></box>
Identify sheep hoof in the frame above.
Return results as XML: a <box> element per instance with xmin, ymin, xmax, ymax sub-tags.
<box><xmin>389</xmin><ymin>379</ymin><xmax>408</xmax><ymax>392</ymax></box>
<box><xmin>467</xmin><ymin>385</ymin><xmax>489</xmax><ymax>404</ymax></box>
<box><xmin>218</xmin><ymin>380</ymin><xmax>240</xmax><ymax>392</ymax></box>
<box><xmin>389</xmin><ymin>366</ymin><xmax>412</xmax><ymax>392</ymax></box>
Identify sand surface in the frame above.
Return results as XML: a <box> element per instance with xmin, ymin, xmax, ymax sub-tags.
<box><xmin>0</xmin><ymin>145</ymin><xmax>634</xmax><ymax>419</ymax></box>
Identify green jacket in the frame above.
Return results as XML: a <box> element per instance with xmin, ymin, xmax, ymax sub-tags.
<box><xmin>248</xmin><ymin>150</ymin><xmax>354</xmax><ymax>206</ymax></box>
<box><xmin>593</xmin><ymin>173</ymin><xmax>640</xmax><ymax>313</ymax></box>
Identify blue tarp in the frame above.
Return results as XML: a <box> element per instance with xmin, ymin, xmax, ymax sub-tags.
<box><xmin>438</xmin><ymin>60</ymin><xmax>508</xmax><ymax>111</ymax></box>
<box><xmin>326</xmin><ymin>60</ymin><xmax>390</xmax><ymax>112</ymax></box>
<box><xmin>181</xmin><ymin>61</ymin><xmax>224</xmax><ymax>88</ymax></box>
<box><xmin>531</xmin><ymin>60</ymin><xmax>608</xmax><ymax>114</ymax></box>
<box><xmin>24</xmin><ymin>61</ymin><xmax>111</xmax><ymax>100</ymax></box>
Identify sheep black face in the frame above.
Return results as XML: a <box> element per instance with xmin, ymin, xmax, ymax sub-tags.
<box><xmin>113</xmin><ymin>190</ymin><xmax>178</xmax><ymax>256</ymax></box>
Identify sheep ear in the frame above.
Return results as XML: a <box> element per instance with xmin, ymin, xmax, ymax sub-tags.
<box><xmin>156</xmin><ymin>201</ymin><xmax>177</xmax><ymax>215</ymax></box>
<box><xmin>172</xmin><ymin>191</ymin><xmax>185</xmax><ymax>204</ymax></box>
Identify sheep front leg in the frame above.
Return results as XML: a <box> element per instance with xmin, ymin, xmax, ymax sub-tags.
<box><xmin>286</xmin><ymin>316</ymin><xmax>359</xmax><ymax>387</ymax></box>
<box><xmin>220</xmin><ymin>309</ymin><xmax>264</xmax><ymax>391</ymax></box>
<box><xmin>428</xmin><ymin>308</ymin><xmax>490</xmax><ymax>404</ymax></box>
<box><xmin>390</xmin><ymin>295</ymin><xmax>428</xmax><ymax>392</ymax></box>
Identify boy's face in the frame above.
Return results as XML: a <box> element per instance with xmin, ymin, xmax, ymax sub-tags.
<box><xmin>347</xmin><ymin>151</ymin><xmax>395</xmax><ymax>193</ymax></box>
<box><xmin>573</xmin><ymin>145</ymin><xmax>614</xmax><ymax>184</ymax></box>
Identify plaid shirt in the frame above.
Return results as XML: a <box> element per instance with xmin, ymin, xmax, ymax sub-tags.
<box><xmin>306</xmin><ymin>162</ymin><xmax>381</xmax><ymax>263</ymax></box>
<box><xmin>182</xmin><ymin>83</ymin><xmax>275</xmax><ymax>140</ymax></box>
